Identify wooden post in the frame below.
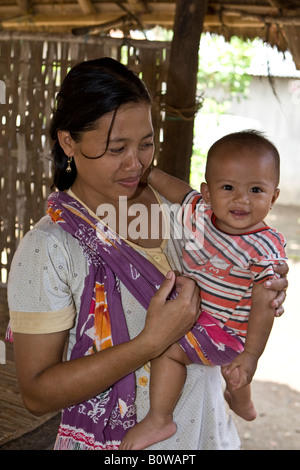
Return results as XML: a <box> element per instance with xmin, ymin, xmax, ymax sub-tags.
<box><xmin>158</xmin><ymin>0</ymin><xmax>209</xmax><ymax>182</ymax></box>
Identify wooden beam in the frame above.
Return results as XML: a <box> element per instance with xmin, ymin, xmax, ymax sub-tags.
<box><xmin>76</xmin><ymin>0</ymin><xmax>96</xmax><ymax>15</ymax></box>
<box><xmin>0</xmin><ymin>31</ymin><xmax>170</xmax><ymax>49</ymax></box>
<box><xmin>4</xmin><ymin>12</ymin><xmax>297</xmax><ymax>30</ymax></box>
<box><xmin>2</xmin><ymin>3</ymin><xmax>300</xmax><ymax>30</ymax></box>
<box><xmin>266</xmin><ymin>0</ymin><xmax>282</xmax><ymax>8</ymax></box>
<box><xmin>266</xmin><ymin>16</ymin><xmax>300</xmax><ymax>26</ymax></box>
<box><xmin>204</xmin><ymin>14</ymin><xmax>266</xmax><ymax>28</ymax></box>
<box><xmin>0</xmin><ymin>2</ymin><xmax>285</xmax><ymax>20</ymax></box>
<box><xmin>209</xmin><ymin>2</ymin><xmax>278</xmax><ymax>15</ymax></box>
<box><xmin>16</xmin><ymin>0</ymin><xmax>29</xmax><ymax>13</ymax></box>
<box><xmin>1</xmin><ymin>13</ymin><xmax>121</xmax><ymax>28</ymax></box>
<box><xmin>0</xmin><ymin>2</ymin><xmax>174</xmax><ymax>18</ymax></box>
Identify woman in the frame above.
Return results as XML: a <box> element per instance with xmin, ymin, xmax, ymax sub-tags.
<box><xmin>7</xmin><ymin>58</ymin><xmax>287</xmax><ymax>450</ymax></box>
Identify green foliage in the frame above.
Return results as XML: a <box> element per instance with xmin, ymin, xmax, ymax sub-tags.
<box><xmin>189</xmin><ymin>147</ymin><xmax>207</xmax><ymax>190</ymax></box>
<box><xmin>197</xmin><ymin>34</ymin><xmax>255</xmax><ymax>104</ymax></box>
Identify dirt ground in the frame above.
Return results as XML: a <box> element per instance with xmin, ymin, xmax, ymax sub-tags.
<box><xmin>0</xmin><ymin>203</ymin><xmax>299</xmax><ymax>450</ymax></box>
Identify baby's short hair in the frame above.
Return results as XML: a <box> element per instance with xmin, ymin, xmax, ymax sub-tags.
<box><xmin>206</xmin><ymin>129</ymin><xmax>280</xmax><ymax>186</ymax></box>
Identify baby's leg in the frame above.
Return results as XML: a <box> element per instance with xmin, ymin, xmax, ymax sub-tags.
<box><xmin>119</xmin><ymin>343</ymin><xmax>191</xmax><ymax>450</ymax></box>
<box><xmin>222</xmin><ymin>367</ymin><xmax>257</xmax><ymax>421</ymax></box>
<box><xmin>149</xmin><ymin>342</ymin><xmax>191</xmax><ymax>422</ymax></box>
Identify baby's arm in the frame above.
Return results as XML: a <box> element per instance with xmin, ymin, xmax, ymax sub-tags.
<box><xmin>223</xmin><ymin>281</ymin><xmax>276</xmax><ymax>389</ymax></box>
<box><xmin>148</xmin><ymin>167</ymin><xmax>192</xmax><ymax>204</ymax></box>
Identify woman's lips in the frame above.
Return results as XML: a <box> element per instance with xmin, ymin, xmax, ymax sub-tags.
<box><xmin>117</xmin><ymin>177</ymin><xmax>140</xmax><ymax>188</ymax></box>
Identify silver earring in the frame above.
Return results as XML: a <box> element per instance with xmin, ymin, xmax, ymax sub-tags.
<box><xmin>66</xmin><ymin>156</ymin><xmax>73</xmax><ymax>173</ymax></box>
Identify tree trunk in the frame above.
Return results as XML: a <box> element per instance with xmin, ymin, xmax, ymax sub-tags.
<box><xmin>158</xmin><ymin>0</ymin><xmax>208</xmax><ymax>182</ymax></box>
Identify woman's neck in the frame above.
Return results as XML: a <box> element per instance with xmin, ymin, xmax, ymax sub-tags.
<box><xmin>70</xmin><ymin>184</ymin><xmax>166</xmax><ymax>249</ymax></box>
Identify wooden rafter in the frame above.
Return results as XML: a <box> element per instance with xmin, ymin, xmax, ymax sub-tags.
<box><xmin>76</xmin><ymin>0</ymin><xmax>96</xmax><ymax>15</ymax></box>
<box><xmin>0</xmin><ymin>0</ymin><xmax>300</xmax><ymax>68</ymax></box>
<box><xmin>16</xmin><ymin>0</ymin><xmax>29</xmax><ymax>13</ymax></box>
<box><xmin>1</xmin><ymin>0</ymin><xmax>300</xmax><ymax>29</ymax></box>
<box><xmin>3</xmin><ymin>10</ymin><xmax>300</xmax><ymax>30</ymax></box>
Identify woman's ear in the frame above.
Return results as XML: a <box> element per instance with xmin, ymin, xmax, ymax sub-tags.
<box><xmin>200</xmin><ymin>182</ymin><xmax>211</xmax><ymax>204</ymax></box>
<box><xmin>57</xmin><ymin>130</ymin><xmax>76</xmax><ymax>157</ymax></box>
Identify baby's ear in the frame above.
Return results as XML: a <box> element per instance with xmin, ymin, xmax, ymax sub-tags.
<box><xmin>200</xmin><ymin>182</ymin><xmax>211</xmax><ymax>204</ymax></box>
<box><xmin>270</xmin><ymin>188</ymin><xmax>280</xmax><ymax>209</ymax></box>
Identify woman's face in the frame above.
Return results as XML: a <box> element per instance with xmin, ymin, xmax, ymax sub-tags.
<box><xmin>59</xmin><ymin>102</ymin><xmax>154</xmax><ymax>212</ymax></box>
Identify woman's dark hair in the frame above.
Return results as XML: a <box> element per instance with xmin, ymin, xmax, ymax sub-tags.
<box><xmin>50</xmin><ymin>57</ymin><xmax>151</xmax><ymax>190</ymax></box>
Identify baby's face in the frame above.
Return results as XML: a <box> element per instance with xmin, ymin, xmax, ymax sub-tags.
<box><xmin>203</xmin><ymin>148</ymin><xmax>280</xmax><ymax>234</ymax></box>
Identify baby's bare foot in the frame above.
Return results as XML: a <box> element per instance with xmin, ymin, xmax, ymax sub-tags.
<box><xmin>224</xmin><ymin>389</ymin><xmax>257</xmax><ymax>421</ymax></box>
<box><xmin>119</xmin><ymin>415</ymin><xmax>177</xmax><ymax>450</ymax></box>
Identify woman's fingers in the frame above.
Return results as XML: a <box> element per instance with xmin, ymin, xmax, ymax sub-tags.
<box><xmin>145</xmin><ymin>273</ymin><xmax>200</xmax><ymax>356</ymax></box>
<box><xmin>151</xmin><ymin>270</ymin><xmax>176</xmax><ymax>303</ymax></box>
<box><xmin>264</xmin><ymin>261</ymin><xmax>288</xmax><ymax>315</ymax></box>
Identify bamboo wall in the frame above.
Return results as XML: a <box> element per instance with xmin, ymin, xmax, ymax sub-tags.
<box><xmin>0</xmin><ymin>32</ymin><xmax>170</xmax><ymax>286</ymax></box>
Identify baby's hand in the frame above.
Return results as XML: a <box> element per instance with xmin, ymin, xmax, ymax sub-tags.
<box><xmin>223</xmin><ymin>351</ymin><xmax>258</xmax><ymax>390</ymax></box>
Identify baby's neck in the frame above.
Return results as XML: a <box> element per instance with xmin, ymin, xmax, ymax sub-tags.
<box><xmin>214</xmin><ymin>217</ymin><xmax>267</xmax><ymax>235</ymax></box>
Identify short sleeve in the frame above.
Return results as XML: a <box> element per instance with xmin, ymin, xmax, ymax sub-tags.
<box><xmin>250</xmin><ymin>261</ymin><xmax>278</xmax><ymax>283</ymax></box>
<box><xmin>250</xmin><ymin>229</ymin><xmax>287</xmax><ymax>284</ymax></box>
<box><xmin>8</xmin><ymin>217</ymin><xmax>77</xmax><ymax>334</ymax></box>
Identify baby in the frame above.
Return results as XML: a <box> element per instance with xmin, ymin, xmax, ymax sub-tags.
<box><xmin>120</xmin><ymin>130</ymin><xmax>287</xmax><ymax>450</ymax></box>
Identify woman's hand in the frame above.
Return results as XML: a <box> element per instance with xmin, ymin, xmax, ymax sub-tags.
<box><xmin>264</xmin><ymin>261</ymin><xmax>289</xmax><ymax>317</ymax></box>
<box><xmin>142</xmin><ymin>271</ymin><xmax>201</xmax><ymax>357</ymax></box>
<box><xmin>13</xmin><ymin>271</ymin><xmax>199</xmax><ymax>416</ymax></box>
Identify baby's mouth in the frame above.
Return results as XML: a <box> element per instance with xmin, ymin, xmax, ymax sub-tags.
<box><xmin>230</xmin><ymin>210</ymin><xmax>249</xmax><ymax>218</ymax></box>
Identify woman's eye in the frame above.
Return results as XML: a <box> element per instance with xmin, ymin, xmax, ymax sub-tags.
<box><xmin>140</xmin><ymin>142</ymin><xmax>154</xmax><ymax>150</ymax></box>
<box><xmin>109</xmin><ymin>147</ymin><xmax>124</xmax><ymax>154</ymax></box>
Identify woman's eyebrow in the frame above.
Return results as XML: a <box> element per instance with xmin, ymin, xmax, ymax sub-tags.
<box><xmin>142</xmin><ymin>132</ymin><xmax>154</xmax><ymax>139</ymax></box>
<box><xmin>109</xmin><ymin>132</ymin><xmax>154</xmax><ymax>143</ymax></box>
<box><xmin>109</xmin><ymin>137</ymin><xmax>128</xmax><ymax>143</ymax></box>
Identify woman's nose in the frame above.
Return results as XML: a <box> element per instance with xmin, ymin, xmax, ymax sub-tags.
<box><xmin>123</xmin><ymin>149</ymin><xmax>143</xmax><ymax>171</ymax></box>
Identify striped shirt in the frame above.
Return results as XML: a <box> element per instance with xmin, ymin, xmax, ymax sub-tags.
<box><xmin>180</xmin><ymin>191</ymin><xmax>287</xmax><ymax>339</ymax></box>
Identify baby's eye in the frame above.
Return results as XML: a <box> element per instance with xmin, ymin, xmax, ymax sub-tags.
<box><xmin>222</xmin><ymin>184</ymin><xmax>233</xmax><ymax>191</ymax></box>
<box><xmin>251</xmin><ymin>187</ymin><xmax>262</xmax><ymax>193</ymax></box>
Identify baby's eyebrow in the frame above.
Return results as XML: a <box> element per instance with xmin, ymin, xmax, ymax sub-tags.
<box><xmin>215</xmin><ymin>179</ymin><xmax>236</xmax><ymax>184</ymax></box>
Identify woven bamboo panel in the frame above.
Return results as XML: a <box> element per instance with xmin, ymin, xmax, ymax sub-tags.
<box><xmin>0</xmin><ymin>340</ymin><xmax>59</xmax><ymax>447</ymax></box>
<box><xmin>0</xmin><ymin>33</ymin><xmax>170</xmax><ymax>285</ymax></box>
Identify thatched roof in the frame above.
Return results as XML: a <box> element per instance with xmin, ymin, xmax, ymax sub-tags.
<box><xmin>1</xmin><ymin>1</ymin><xmax>300</xmax><ymax>67</ymax></box>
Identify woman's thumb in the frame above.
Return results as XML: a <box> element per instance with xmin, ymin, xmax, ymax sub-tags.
<box><xmin>155</xmin><ymin>271</ymin><xmax>176</xmax><ymax>301</ymax></box>
<box><xmin>166</xmin><ymin>270</ymin><xmax>175</xmax><ymax>280</ymax></box>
